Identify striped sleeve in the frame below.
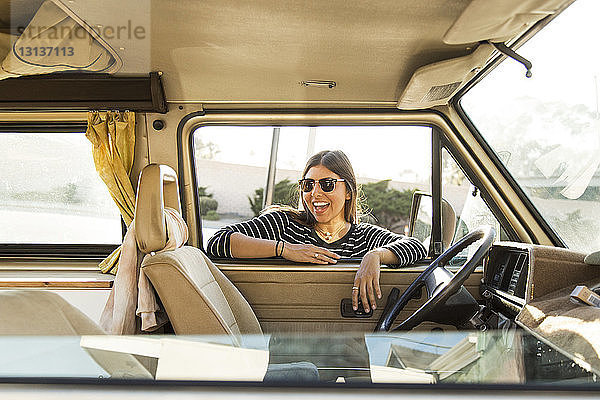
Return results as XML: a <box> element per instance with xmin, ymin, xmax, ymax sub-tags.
<box><xmin>360</xmin><ymin>224</ymin><xmax>427</xmax><ymax>267</ymax></box>
<box><xmin>205</xmin><ymin>211</ymin><xmax>289</xmax><ymax>258</ymax></box>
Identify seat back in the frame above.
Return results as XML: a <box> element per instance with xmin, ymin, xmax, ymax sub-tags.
<box><xmin>441</xmin><ymin>198</ymin><xmax>457</xmax><ymax>250</ymax></box>
<box><xmin>135</xmin><ymin>164</ymin><xmax>262</xmax><ymax>343</ymax></box>
<box><xmin>0</xmin><ymin>290</ymin><xmax>154</xmax><ymax>378</ymax></box>
<box><xmin>0</xmin><ymin>290</ymin><xmax>104</xmax><ymax>335</ymax></box>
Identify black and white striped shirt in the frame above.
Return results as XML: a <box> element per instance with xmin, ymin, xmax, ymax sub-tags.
<box><xmin>206</xmin><ymin>210</ymin><xmax>427</xmax><ymax>267</ymax></box>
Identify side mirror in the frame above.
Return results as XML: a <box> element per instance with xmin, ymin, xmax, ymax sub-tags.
<box><xmin>408</xmin><ymin>191</ymin><xmax>432</xmax><ymax>245</ymax></box>
<box><xmin>408</xmin><ymin>191</ymin><xmax>456</xmax><ymax>252</ymax></box>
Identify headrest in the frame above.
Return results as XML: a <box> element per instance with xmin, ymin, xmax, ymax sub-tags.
<box><xmin>135</xmin><ymin>164</ymin><xmax>186</xmax><ymax>253</ymax></box>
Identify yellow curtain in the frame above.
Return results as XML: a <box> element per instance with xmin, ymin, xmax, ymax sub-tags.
<box><xmin>85</xmin><ymin>111</ymin><xmax>136</xmax><ymax>274</ymax></box>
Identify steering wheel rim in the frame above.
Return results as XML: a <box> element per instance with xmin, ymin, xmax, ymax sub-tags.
<box><xmin>375</xmin><ymin>226</ymin><xmax>495</xmax><ymax>332</ymax></box>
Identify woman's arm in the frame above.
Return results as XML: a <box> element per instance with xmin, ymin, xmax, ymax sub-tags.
<box><xmin>231</xmin><ymin>232</ymin><xmax>340</xmax><ymax>264</ymax></box>
<box><xmin>351</xmin><ymin>225</ymin><xmax>427</xmax><ymax>312</ymax></box>
<box><xmin>352</xmin><ymin>247</ymin><xmax>397</xmax><ymax>313</ymax></box>
<box><xmin>206</xmin><ymin>211</ymin><xmax>286</xmax><ymax>258</ymax></box>
<box><xmin>206</xmin><ymin>211</ymin><xmax>340</xmax><ymax>263</ymax></box>
<box><xmin>229</xmin><ymin>232</ymin><xmax>279</xmax><ymax>257</ymax></box>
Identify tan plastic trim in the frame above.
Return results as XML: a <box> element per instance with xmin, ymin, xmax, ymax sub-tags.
<box><xmin>0</xmin><ymin>112</ymin><xmax>87</xmax><ymax>122</ymax></box>
<box><xmin>216</xmin><ymin>263</ymin><xmax>480</xmax><ymax>274</ymax></box>
<box><xmin>217</xmin><ymin>265</ymin><xmax>428</xmax><ymax>273</ymax></box>
<box><xmin>0</xmin><ymin>267</ymin><xmax>113</xmax><ymax>288</ymax></box>
<box><xmin>0</xmin><ymin>280</ymin><xmax>111</xmax><ymax>288</ymax></box>
<box><xmin>178</xmin><ymin>110</ymin><xmax>538</xmax><ymax>248</ymax></box>
<box><xmin>171</xmin><ymin>101</ymin><xmax>399</xmax><ymax>108</ymax></box>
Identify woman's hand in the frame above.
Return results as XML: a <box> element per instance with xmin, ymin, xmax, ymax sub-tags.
<box><xmin>282</xmin><ymin>243</ymin><xmax>340</xmax><ymax>264</ymax></box>
<box><xmin>352</xmin><ymin>250</ymin><xmax>383</xmax><ymax>313</ymax></box>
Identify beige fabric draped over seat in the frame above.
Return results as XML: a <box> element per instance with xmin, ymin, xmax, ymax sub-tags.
<box><xmin>134</xmin><ymin>164</ymin><xmax>262</xmax><ymax>345</ymax></box>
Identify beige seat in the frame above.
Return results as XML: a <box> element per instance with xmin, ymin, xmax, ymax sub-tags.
<box><xmin>441</xmin><ymin>198</ymin><xmax>457</xmax><ymax>250</ymax></box>
<box><xmin>134</xmin><ymin>164</ymin><xmax>262</xmax><ymax>345</ymax></box>
<box><xmin>0</xmin><ymin>290</ymin><xmax>154</xmax><ymax>378</ymax></box>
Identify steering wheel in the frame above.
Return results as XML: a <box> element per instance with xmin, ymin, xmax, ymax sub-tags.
<box><xmin>375</xmin><ymin>226</ymin><xmax>495</xmax><ymax>332</ymax></box>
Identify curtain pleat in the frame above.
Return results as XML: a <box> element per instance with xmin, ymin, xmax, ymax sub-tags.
<box><xmin>86</xmin><ymin>111</ymin><xmax>136</xmax><ymax>274</ymax></box>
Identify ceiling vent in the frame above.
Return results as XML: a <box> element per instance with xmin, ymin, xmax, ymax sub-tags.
<box><xmin>397</xmin><ymin>43</ymin><xmax>492</xmax><ymax>110</ymax></box>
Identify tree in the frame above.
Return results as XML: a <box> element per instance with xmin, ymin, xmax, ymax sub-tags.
<box><xmin>198</xmin><ymin>186</ymin><xmax>218</xmax><ymax>218</ymax></box>
<box><xmin>361</xmin><ymin>180</ymin><xmax>415</xmax><ymax>233</ymax></box>
<box><xmin>249</xmin><ymin>179</ymin><xmax>299</xmax><ymax>216</ymax></box>
<box><xmin>194</xmin><ymin>137</ymin><xmax>220</xmax><ymax>160</ymax></box>
<box><xmin>198</xmin><ymin>186</ymin><xmax>212</xmax><ymax>197</ymax></box>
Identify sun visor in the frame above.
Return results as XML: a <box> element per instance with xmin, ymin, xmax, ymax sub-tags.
<box><xmin>443</xmin><ymin>0</ymin><xmax>568</xmax><ymax>44</ymax></box>
<box><xmin>0</xmin><ymin>0</ymin><xmax>122</xmax><ymax>80</ymax></box>
<box><xmin>397</xmin><ymin>43</ymin><xmax>493</xmax><ymax>110</ymax></box>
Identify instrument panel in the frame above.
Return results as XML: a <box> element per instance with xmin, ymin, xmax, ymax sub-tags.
<box><xmin>482</xmin><ymin>244</ymin><xmax>530</xmax><ymax>315</ymax></box>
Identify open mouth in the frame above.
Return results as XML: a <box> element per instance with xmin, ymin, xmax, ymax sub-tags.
<box><xmin>312</xmin><ymin>201</ymin><xmax>330</xmax><ymax>214</ymax></box>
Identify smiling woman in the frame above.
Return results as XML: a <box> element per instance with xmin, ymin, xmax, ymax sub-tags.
<box><xmin>206</xmin><ymin>150</ymin><xmax>427</xmax><ymax>312</ymax></box>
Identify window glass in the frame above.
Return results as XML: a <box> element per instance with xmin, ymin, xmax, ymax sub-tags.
<box><xmin>194</xmin><ymin>127</ymin><xmax>273</xmax><ymax>246</ymax></box>
<box><xmin>193</xmin><ymin>126</ymin><xmax>432</xmax><ymax>248</ymax></box>
<box><xmin>461</xmin><ymin>0</ymin><xmax>600</xmax><ymax>253</ymax></box>
<box><xmin>1</xmin><ymin>331</ymin><xmax>596</xmax><ymax>385</ymax></box>
<box><xmin>0</xmin><ymin>132</ymin><xmax>121</xmax><ymax>244</ymax></box>
<box><xmin>442</xmin><ymin>148</ymin><xmax>507</xmax><ymax>264</ymax></box>
<box><xmin>442</xmin><ymin>149</ymin><xmax>504</xmax><ymax>241</ymax></box>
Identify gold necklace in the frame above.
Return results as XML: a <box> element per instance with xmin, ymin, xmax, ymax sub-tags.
<box><xmin>315</xmin><ymin>222</ymin><xmax>348</xmax><ymax>242</ymax></box>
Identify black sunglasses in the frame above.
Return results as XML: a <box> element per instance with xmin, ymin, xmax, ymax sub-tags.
<box><xmin>298</xmin><ymin>178</ymin><xmax>346</xmax><ymax>193</ymax></box>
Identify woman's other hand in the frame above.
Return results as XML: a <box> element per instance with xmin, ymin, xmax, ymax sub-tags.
<box><xmin>282</xmin><ymin>243</ymin><xmax>340</xmax><ymax>264</ymax></box>
<box><xmin>352</xmin><ymin>250</ymin><xmax>383</xmax><ymax>313</ymax></box>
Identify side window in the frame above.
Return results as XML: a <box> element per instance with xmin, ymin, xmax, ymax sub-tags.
<box><xmin>0</xmin><ymin>130</ymin><xmax>122</xmax><ymax>245</ymax></box>
<box><xmin>461</xmin><ymin>0</ymin><xmax>600</xmax><ymax>253</ymax></box>
<box><xmin>442</xmin><ymin>148</ymin><xmax>508</xmax><ymax>263</ymax></box>
<box><xmin>193</xmin><ymin>126</ymin><xmax>432</xmax><ymax>248</ymax></box>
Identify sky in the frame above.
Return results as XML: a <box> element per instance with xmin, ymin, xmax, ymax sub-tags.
<box><xmin>195</xmin><ymin>125</ymin><xmax>432</xmax><ymax>184</ymax></box>
<box><xmin>464</xmin><ymin>0</ymin><xmax>600</xmax><ymax>115</ymax></box>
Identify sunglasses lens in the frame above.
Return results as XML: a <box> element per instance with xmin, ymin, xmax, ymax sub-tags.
<box><xmin>300</xmin><ymin>179</ymin><xmax>314</xmax><ymax>192</ymax></box>
<box><xmin>320</xmin><ymin>179</ymin><xmax>336</xmax><ymax>192</ymax></box>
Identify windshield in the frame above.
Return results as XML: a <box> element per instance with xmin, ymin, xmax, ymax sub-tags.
<box><xmin>461</xmin><ymin>0</ymin><xmax>600</xmax><ymax>253</ymax></box>
<box><xmin>2</xmin><ymin>331</ymin><xmax>596</xmax><ymax>385</ymax></box>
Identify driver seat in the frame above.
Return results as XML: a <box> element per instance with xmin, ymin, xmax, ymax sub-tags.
<box><xmin>135</xmin><ymin>164</ymin><xmax>262</xmax><ymax>345</ymax></box>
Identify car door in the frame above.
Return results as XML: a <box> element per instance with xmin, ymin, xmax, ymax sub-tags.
<box><xmin>181</xmin><ymin>117</ymin><xmax>499</xmax><ymax>333</ymax></box>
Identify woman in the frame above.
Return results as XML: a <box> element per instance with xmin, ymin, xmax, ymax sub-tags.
<box><xmin>206</xmin><ymin>150</ymin><xmax>427</xmax><ymax>313</ymax></box>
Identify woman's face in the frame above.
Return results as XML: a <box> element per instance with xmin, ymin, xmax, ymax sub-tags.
<box><xmin>302</xmin><ymin>164</ymin><xmax>350</xmax><ymax>225</ymax></box>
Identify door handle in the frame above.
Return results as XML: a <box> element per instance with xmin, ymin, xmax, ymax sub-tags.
<box><xmin>340</xmin><ymin>298</ymin><xmax>373</xmax><ymax>318</ymax></box>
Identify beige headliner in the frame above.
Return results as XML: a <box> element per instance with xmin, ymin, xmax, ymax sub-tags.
<box><xmin>149</xmin><ymin>0</ymin><xmax>473</xmax><ymax>104</ymax></box>
<box><xmin>0</xmin><ymin>0</ymin><xmax>573</xmax><ymax>105</ymax></box>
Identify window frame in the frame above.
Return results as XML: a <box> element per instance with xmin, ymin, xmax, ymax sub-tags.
<box><xmin>178</xmin><ymin>109</ymin><xmax>517</xmax><ymax>263</ymax></box>
<box><xmin>0</xmin><ymin>121</ymin><xmax>123</xmax><ymax>259</ymax></box>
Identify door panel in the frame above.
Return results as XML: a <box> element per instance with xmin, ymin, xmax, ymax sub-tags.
<box><xmin>220</xmin><ymin>262</ymin><xmax>483</xmax><ymax>333</ymax></box>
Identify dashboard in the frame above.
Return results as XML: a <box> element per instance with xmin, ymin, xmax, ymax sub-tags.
<box><xmin>481</xmin><ymin>243</ymin><xmax>530</xmax><ymax>317</ymax></box>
